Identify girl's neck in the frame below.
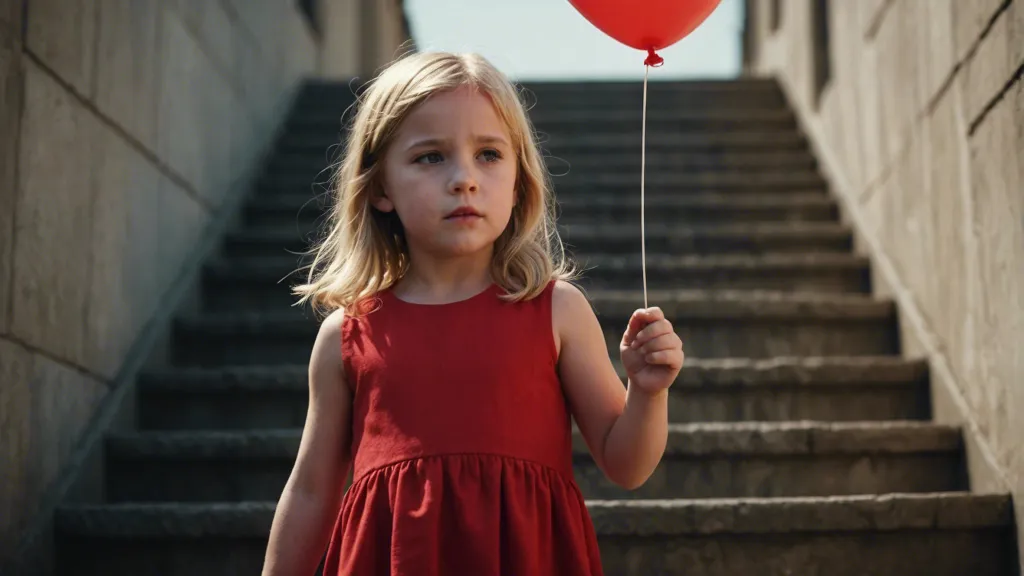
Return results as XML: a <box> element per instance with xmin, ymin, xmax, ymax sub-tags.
<box><xmin>393</xmin><ymin>245</ymin><xmax>495</xmax><ymax>304</ymax></box>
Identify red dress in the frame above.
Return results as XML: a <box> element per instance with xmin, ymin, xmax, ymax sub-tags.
<box><xmin>322</xmin><ymin>280</ymin><xmax>605</xmax><ymax>575</ymax></box>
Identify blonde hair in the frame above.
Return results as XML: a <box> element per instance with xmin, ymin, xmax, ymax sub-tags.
<box><xmin>293</xmin><ymin>51</ymin><xmax>577</xmax><ymax>317</ymax></box>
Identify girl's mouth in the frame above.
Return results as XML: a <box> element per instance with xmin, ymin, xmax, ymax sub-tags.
<box><xmin>445</xmin><ymin>207</ymin><xmax>482</xmax><ymax>220</ymax></box>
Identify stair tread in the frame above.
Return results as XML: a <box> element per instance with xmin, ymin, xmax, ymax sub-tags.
<box><xmin>56</xmin><ymin>493</ymin><xmax>1013</xmax><ymax>538</ymax></box>
<box><xmin>107</xmin><ymin>421</ymin><xmax>961</xmax><ymax>459</ymax></box>
<box><xmin>552</xmin><ymin>172</ymin><xmax>824</xmax><ymax>187</ymax></box>
<box><xmin>291</xmin><ymin>108</ymin><xmax>795</xmax><ymax>124</ymax></box>
<box><xmin>226</xmin><ymin>222</ymin><xmax>853</xmax><ymax>243</ymax></box>
<box><xmin>248</xmin><ymin>191</ymin><xmax>835</xmax><ymax>210</ymax></box>
<box><xmin>265</xmin><ymin>151</ymin><xmax>818</xmax><ymax>172</ymax></box>
<box><xmin>563</xmin><ymin>222</ymin><xmax>848</xmax><ymax>235</ymax></box>
<box><xmin>279</xmin><ymin>131</ymin><xmax>806</xmax><ymax>151</ymax></box>
<box><xmin>177</xmin><ymin>291</ymin><xmax>895</xmax><ymax>331</ymax></box>
<box><xmin>206</xmin><ymin>253</ymin><xmax>870</xmax><ymax>282</ymax></box>
<box><xmin>140</xmin><ymin>356</ymin><xmax>928</xmax><ymax>393</ymax></box>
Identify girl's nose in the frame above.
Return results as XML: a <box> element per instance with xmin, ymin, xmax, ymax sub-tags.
<box><xmin>448</xmin><ymin>161</ymin><xmax>479</xmax><ymax>194</ymax></box>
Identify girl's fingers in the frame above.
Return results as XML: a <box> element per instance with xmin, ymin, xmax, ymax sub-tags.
<box><xmin>630</xmin><ymin>319</ymin><xmax>675</xmax><ymax>349</ymax></box>
<box><xmin>639</xmin><ymin>307</ymin><xmax>665</xmax><ymax>322</ymax></box>
<box><xmin>644</xmin><ymin>349</ymin><xmax>683</xmax><ymax>368</ymax></box>
<box><xmin>622</xmin><ymin>307</ymin><xmax>665</xmax><ymax>345</ymax></box>
<box><xmin>637</xmin><ymin>333</ymin><xmax>682</xmax><ymax>354</ymax></box>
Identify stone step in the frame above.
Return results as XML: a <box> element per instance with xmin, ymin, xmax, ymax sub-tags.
<box><xmin>171</xmin><ymin>291</ymin><xmax>897</xmax><ymax>365</ymax></box>
<box><xmin>576</xmin><ymin>253</ymin><xmax>870</xmax><ymax>291</ymax></box>
<box><xmin>295</xmin><ymin>77</ymin><xmax>780</xmax><ymax>97</ymax></box>
<box><xmin>590</xmin><ymin>290</ymin><xmax>898</xmax><ymax>358</ymax></box>
<box><xmin>53</xmin><ymin>494</ymin><xmax>1016</xmax><ymax>576</ymax></box>
<box><xmin>286</xmin><ymin>108</ymin><xmax>799</xmax><ymax>135</ymax></box>
<box><xmin>545</xmin><ymin>150</ymin><xmax>820</xmax><ymax>172</ymax></box>
<box><xmin>254</xmin><ymin>171</ymin><xmax>828</xmax><ymax>199</ymax></box>
<box><xmin>255</xmin><ymin>164</ymin><xmax>826</xmax><ymax>192</ymax></box>
<box><xmin>242</xmin><ymin>192</ymin><xmax>839</xmax><ymax>229</ymax></box>
<box><xmin>221</xmin><ymin>223</ymin><xmax>854</xmax><ymax>260</ymax></box>
<box><xmin>137</xmin><ymin>357</ymin><xmax>930</xmax><ymax>430</ymax></box>
<box><xmin>101</xmin><ymin>422</ymin><xmax>964</xmax><ymax>503</ymax></box>
<box><xmin>536</xmin><ymin>108</ymin><xmax>796</xmax><ymax>132</ymax></box>
<box><xmin>261</xmin><ymin>150</ymin><xmax>819</xmax><ymax>178</ymax></box>
<box><xmin>201</xmin><ymin>253</ymin><xmax>871</xmax><ymax>311</ymax></box>
<box><xmin>520</xmin><ymin>78</ymin><xmax>780</xmax><ymax>89</ymax></box>
<box><xmin>275</xmin><ymin>130</ymin><xmax>807</xmax><ymax>156</ymax></box>
<box><xmin>293</xmin><ymin>86</ymin><xmax>789</xmax><ymax>116</ymax></box>
<box><xmin>552</xmin><ymin>171</ymin><xmax>826</xmax><ymax>193</ymax></box>
<box><xmin>561</xmin><ymin>223</ymin><xmax>852</xmax><ymax>255</ymax></box>
<box><xmin>545</xmin><ymin>131</ymin><xmax>807</xmax><ymax>153</ymax></box>
<box><xmin>285</xmin><ymin>116</ymin><xmax>800</xmax><ymax>142</ymax></box>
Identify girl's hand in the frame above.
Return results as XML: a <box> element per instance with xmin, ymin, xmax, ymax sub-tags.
<box><xmin>619</xmin><ymin>307</ymin><xmax>684</xmax><ymax>395</ymax></box>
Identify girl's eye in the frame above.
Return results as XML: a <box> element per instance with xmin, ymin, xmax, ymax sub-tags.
<box><xmin>415</xmin><ymin>152</ymin><xmax>443</xmax><ymax>164</ymax></box>
<box><xmin>480</xmin><ymin>149</ymin><xmax>502</xmax><ymax>162</ymax></box>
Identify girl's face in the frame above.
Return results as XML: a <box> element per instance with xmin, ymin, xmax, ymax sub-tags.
<box><xmin>376</xmin><ymin>86</ymin><xmax>517</xmax><ymax>261</ymax></box>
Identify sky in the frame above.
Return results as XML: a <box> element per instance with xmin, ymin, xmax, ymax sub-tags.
<box><xmin>404</xmin><ymin>0</ymin><xmax>743</xmax><ymax>81</ymax></box>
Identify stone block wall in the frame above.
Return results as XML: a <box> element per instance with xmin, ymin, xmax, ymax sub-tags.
<box><xmin>0</xmin><ymin>0</ymin><xmax>324</xmax><ymax>564</ymax></box>
<box><xmin>745</xmin><ymin>0</ymin><xmax>1023</xmax><ymax>564</ymax></box>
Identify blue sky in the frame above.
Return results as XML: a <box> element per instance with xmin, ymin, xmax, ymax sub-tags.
<box><xmin>404</xmin><ymin>0</ymin><xmax>743</xmax><ymax>81</ymax></box>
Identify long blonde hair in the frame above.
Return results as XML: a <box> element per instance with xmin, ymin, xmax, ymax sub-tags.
<box><xmin>293</xmin><ymin>51</ymin><xmax>577</xmax><ymax>317</ymax></box>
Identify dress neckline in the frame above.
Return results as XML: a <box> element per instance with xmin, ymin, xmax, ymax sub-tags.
<box><xmin>382</xmin><ymin>282</ymin><xmax>500</xmax><ymax>307</ymax></box>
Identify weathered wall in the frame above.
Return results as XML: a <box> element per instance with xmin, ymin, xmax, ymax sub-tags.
<box><xmin>0</xmin><ymin>0</ymin><xmax>323</xmax><ymax>564</ymax></box>
<box><xmin>320</xmin><ymin>0</ymin><xmax>416</xmax><ymax>80</ymax></box>
<box><xmin>746</xmin><ymin>0</ymin><xmax>1023</xmax><ymax>562</ymax></box>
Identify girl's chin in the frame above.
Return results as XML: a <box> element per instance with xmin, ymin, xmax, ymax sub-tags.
<box><xmin>411</xmin><ymin>237</ymin><xmax>501</xmax><ymax>259</ymax></box>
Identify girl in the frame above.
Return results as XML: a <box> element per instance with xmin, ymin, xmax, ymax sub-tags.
<box><xmin>262</xmin><ymin>51</ymin><xmax>684</xmax><ymax>576</ymax></box>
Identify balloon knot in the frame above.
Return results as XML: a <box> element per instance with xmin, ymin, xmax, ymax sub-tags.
<box><xmin>644</xmin><ymin>48</ymin><xmax>664</xmax><ymax>67</ymax></box>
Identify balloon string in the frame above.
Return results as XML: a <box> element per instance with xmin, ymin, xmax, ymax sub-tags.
<box><xmin>641</xmin><ymin>64</ymin><xmax>649</xmax><ymax>310</ymax></box>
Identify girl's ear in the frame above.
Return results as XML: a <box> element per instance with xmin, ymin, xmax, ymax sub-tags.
<box><xmin>371</xmin><ymin>189</ymin><xmax>395</xmax><ymax>213</ymax></box>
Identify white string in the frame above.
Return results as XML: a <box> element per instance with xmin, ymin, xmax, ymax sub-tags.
<box><xmin>641</xmin><ymin>65</ymin><xmax>649</xmax><ymax>309</ymax></box>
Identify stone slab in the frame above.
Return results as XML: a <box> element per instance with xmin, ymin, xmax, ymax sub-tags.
<box><xmin>157</xmin><ymin>175</ymin><xmax>210</xmax><ymax>290</ymax></box>
<box><xmin>960</xmin><ymin>2</ymin><xmax>1024</xmax><ymax>129</ymax></box>
<box><xmin>55</xmin><ymin>493</ymin><xmax>1015</xmax><ymax>539</ymax></box>
<box><xmin>0</xmin><ymin>337</ymin><xmax>33</xmax><ymax>558</ymax></box>
<box><xmin>952</xmin><ymin>0</ymin><xmax>1012</xmax><ymax>63</ymax></box>
<box><xmin>922</xmin><ymin>86</ymin><xmax>976</xmax><ymax>387</ymax></box>
<box><xmin>132</xmin><ymin>357</ymin><xmax>930</xmax><ymax>430</ymax></box>
<box><xmin>0</xmin><ymin>41</ymin><xmax>22</xmax><ymax>335</ymax></box>
<box><xmin>11</xmin><ymin>61</ymin><xmax>98</xmax><ymax>366</ymax></box>
<box><xmin>84</xmin><ymin>124</ymin><xmax>162</xmax><ymax>379</ymax></box>
<box><xmin>196</xmin><ymin>1</ymin><xmax>237</xmax><ymax>87</ymax></box>
<box><xmin>0</xmin><ymin>338</ymin><xmax>107</xmax><ymax>560</ymax></box>
<box><xmin>52</xmin><ymin>501</ymin><xmax>1016</xmax><ymax>575</ymax></box>
<box><xmin>919</xmin><ymin>0</ymin><xmax>955</xmax><ymax>106</ymax></box>
<box><xmin>967</xmin><ymin>78</ymin><xmax>1024</xmax><ymax>499</ymax></box>
<box><xmin>94</xmin><ymin>0</ymin><xmax>161</xmax><ymax>151</ymax></box>
<box><xmin>25</xmin><ymin>0</ymin><xmax>97</xmax><ymax>97</ymax></box>
<box><xmin>0</xmin><ymin>0</ymin><xmax>23</xmax><ymax>44</ymax></box>
<box><xmin>156</xmin><ymin>12</ymin><xmax>207</xmax><ymax>197</ymax></box>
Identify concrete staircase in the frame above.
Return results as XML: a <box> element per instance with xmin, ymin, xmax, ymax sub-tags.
<box><xmin>53</xmin><ymin>79</ymin><xmax>1018</xmax><ymax>574</ymax></box>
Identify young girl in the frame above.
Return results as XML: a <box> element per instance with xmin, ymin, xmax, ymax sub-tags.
<box><xmin>262</xmin><ymin>51</ymin><xmax>684</xmax><ymax>576</ymax></box>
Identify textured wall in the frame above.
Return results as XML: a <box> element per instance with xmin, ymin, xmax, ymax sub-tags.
<box><xmin>746</xmin><ymin>0</ymin><xmax>1022</xmax><ymax>563</ymax></box>
<box><xmin>0</xmin><ymin>0</ymin><xmax>320</xmax><ymax>562</ymax></box>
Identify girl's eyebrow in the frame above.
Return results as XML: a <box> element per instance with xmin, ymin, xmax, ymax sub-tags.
<box><xmin>405</xmin><ymin>134</ymin><xmax>510</xmax><ymax>151</ymax></box>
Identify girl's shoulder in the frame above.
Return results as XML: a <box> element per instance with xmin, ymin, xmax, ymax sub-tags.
<box><xmin>550</xmin><ymin>280</ymin><xmax>597</xmax><ymax>345</ymax></box>
<box><xmin>311</xmin><ymin>307</ymin><xmax>347</xmax><ymax>386</ymax></box>
<box><xmin>318</xmin><ymin>307</ymin><xmax>347</xmax><ymax>341</ymax></box>
<box><xmin>550</xmin><ymin>279</ymin><xmax>589</xmax><ymax>310</ymax></box>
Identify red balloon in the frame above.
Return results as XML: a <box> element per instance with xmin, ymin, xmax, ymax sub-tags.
<box><xmin>569</xmin><ymin>0</ymin><xmax>723</xmax><ymax>58</ymax></box>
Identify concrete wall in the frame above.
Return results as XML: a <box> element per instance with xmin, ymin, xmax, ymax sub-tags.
<box><xmin>0</xmin><ymin>0</ymin><xmax>336</xmax><ymax>566</ymax></box>
<box><xmin>745</xmin><ymin>0</ymin><xmax>1023</xmax><ymax>561</ymax></box>
<box><xmin>320</xmin><ymin>0</ymin><xmax>416</xmax><ymax>80</ymax></box>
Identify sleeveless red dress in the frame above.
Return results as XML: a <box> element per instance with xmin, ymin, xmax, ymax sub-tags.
<box><xmin>322</xmin><ymin>280</ymin><xmax>605</xmax><ymax>575</ymax></box>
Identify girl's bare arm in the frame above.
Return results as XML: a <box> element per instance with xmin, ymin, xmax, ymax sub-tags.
<box><xmin>262</xmin><ymin>309</ymin><xmax>352</xmax><ymax>575</ymax></box>
<box><xmin>553</xmin><ymin>281</ymin><xmax>680</xmax><ymax>490</ymax></box>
